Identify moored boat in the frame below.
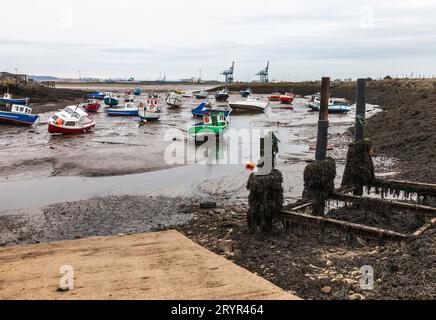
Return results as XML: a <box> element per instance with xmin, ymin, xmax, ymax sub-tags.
<box><xmin>133</xmin><ymin>88</ymin><xmax>142</xmax><ymax>96</ymax></box>
<box><xmin>228</xmin><ymin>96</ymin><xmax>269</xmax><ymax>113</ymax></box>
<box><xmin>280</xmin><ymin>92</ymin><xmax>294</xmax><ymax>104</ymax></box>
<box><xmin>191</xmin><ymin>102</ymin><xmax>232</xmax><ymax>117</ymax></box>
<box><xmin>48</xmin><ymin>105</ymin><xmax>95</xmax><ymax>134</ymax></box>
<box><xmin>123</xmin><ymin>94</ymin><xmax>135</xmax><ymax>102</ymax></box>
<box><xmin>138</xmin><ymin>98</ymin><xmax>161</xmax><ymax>121</ymax></box>
<box><xmin>87</xmin><ymin>92</ymin><xmax>106</xmax><ymax>100</ymax></box>
<box><xmin>182</xmin><ymin>91</ymin><xmax>193</xmax><ymax>98</ymax></box>
<box><xmin>0</xmin><ymin>93</ymin><xmax>29</xmax><ymax>105</ymax></box>
<box><xmin>240</xmin><ymin>88</ymin><xmax>252</xmax><ymax>97</ymax></box>
<box><xmin>80</xmin><ymin>99</ymin><xmax>101</xmax><ymax>112</ymax></box>
<box><xmin>0</xmin><ymin>103</ymin><xmax>39</xmax><ymax>126</ymax></box>
<box><xmin>165</xmin><ymin>92</ymin><xmax>183</xmax><ymax>108</ymax></box>
<box><xmin>188</xmin><ymin>112</ymin><xmax>230</xmax><ymax>141</ymax></box>
<box><xmin>106</xmin><ymin>102</ymin><xmax>139</xmax><ymax>116</ymax></box>
<box><xmin>215</xmin><ymin>89</ymin><xmax>229</xmax><ymax>102</ymax></box>
<box><xmin>195</xmin><ymin>90</ymin><xmax>209</xmax><ymax>99</ymax></box>
<box><xmin>104</xmin><ymin>93</ymin><xmax>119</xmax><ymax>106</ymax></box>
<box><xmin>306</xmin><ymin>93</ymin><xmax>351</xmax><ymax>113</ymax></box>
<box><xmin>268</xmin><ymin>92</ymin><xmax>281</xmax><ymax>101</ymax></box>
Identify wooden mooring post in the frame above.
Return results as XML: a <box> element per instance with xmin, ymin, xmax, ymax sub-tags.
<box><xmin>315</xmin><ymin>77</ymin><xmax>330</xmax><ymax>160</ymax></box>
<box><xmin>355</xmin><ymin>78</ymin><xmax>367</xmax><ymax>142</ymax></box>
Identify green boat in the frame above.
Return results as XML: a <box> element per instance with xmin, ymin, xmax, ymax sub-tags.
<box><xmin>188</xmin><ymin>112</ymin><xmax>229</xmax><ymax>139</ymax></box>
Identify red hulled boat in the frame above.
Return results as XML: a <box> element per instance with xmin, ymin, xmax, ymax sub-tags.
<box><xmin>279</xmin><ymin>92</ymin><xmax>295</xmax><ymax>104</ymax></box>
<box><xmin>48</xmin><ymin>105</ymin><xmax>96</xmax><ymax>134</ymax></box>
<box><xmin>80</xmin><ymin>99</ymin><xmax>101</xmax><ymax>112</ymax></box>
<box><xmin>268</xmin><ymin>92</ymin><xmax>281</xmax><ymax>101</ymax></box>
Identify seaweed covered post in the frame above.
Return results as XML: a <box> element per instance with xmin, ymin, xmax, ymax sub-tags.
<box><xmin>246</xmin><ymin>132</ymin><xmax>283</xmax><ymax>234</ymax></box>
<box><xmin>303</xmin><ymin>77</ymin><xmax>337</xmax><ymax>215</ymax></box>
<box><xmin>341</xmin><ymin>78</ymin><xmax>375</xmax><ymax>194</ymax></box>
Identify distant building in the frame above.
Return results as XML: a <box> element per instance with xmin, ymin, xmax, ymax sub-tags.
<box><xmin>0</xmin><ymin>71</ymin><xmax>29</xmax><ymax>83</ymax></box>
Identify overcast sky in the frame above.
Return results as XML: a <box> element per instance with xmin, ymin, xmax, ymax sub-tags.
<box><xmin>1</xmin><ymin>0</ymin><xmax>436</xmax><ymax>81</ymax></box>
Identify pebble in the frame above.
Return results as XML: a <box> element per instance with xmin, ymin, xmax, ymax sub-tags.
<box><xmin>321</xmin><ymin>286</ymin><xmax>332</xmax><ymax>294</ymax></box>
<box><xmin>348</xmin><ymin>293</ymin><xmax>365</xmax><ymax>300</ymax></box>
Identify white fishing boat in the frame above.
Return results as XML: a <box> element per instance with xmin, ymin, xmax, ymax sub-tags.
<box><xmin>123</xmin><ymin>94</ymin><xmax>135</xmax><ymax>102</ymax></box>
<box><xmin>228</xmin><ymin>96</ymin><xmax>269</xmax><ymax>113</ymax></box>
<box><xmin>165</xmin><ymin>92</ymin><xmax>183</xmax><ymax>108</ymax></box>
<box><xmin>48</xmin><ymin>105</ymin><xmax>95</xmax><ymax>134</ymax></box>
<box><xmin>138</xmin><ymin>98</ymin><xmax>161</xmax><ymax>121</ymax></box>
<box><xmin>306</xmin><ymin>93</ymin><xmax>351</xmax><ymax>113</ymax></box>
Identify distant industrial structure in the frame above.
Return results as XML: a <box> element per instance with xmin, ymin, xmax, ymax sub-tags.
<box><xmin>221</xmin><ymin>62</ymin><xmax>234</xmax><ymax>83</ymax></box>
<box><xmin>256</xmin><ymin>61</ymin><xmax>269</xmax><ymax>83</ymax></box>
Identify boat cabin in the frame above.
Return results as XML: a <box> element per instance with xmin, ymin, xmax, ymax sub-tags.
<box><xmin>204</xmin><ymin>112</ymin><xmax>227</xmax><ymax>126</ymax></box>
<box><xmin>0</xmin><ymin>104</ymin><xmax>33</xmax><ymax>114</ymax></box>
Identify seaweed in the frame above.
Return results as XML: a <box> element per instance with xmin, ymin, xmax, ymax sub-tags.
<box><xmin>302</xmin><ymin>157</ymin><xmax>336</xmax><ymax>215</ymax></box>
<box><xmin>246</xmin><ymin>169</ymin><xmax>284</xmax><ymax>234</ymax></box>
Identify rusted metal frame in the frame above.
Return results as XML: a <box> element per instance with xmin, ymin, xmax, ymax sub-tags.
<box><xmin>373</xmin><ymin>179</ymin><xmax>436</xmax><ymax>197</ymax></box>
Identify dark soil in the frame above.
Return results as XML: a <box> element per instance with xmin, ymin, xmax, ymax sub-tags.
<box><xmin>177</xmin><ymin>203</ymin><xmax>436</xmax><ymax>300</ymax></box>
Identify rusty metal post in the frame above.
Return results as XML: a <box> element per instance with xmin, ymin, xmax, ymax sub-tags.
<box><xmin>315</xmin><ymin>77</ymin><xmax>330</xmax><ymax>161</ymax></box>
<box><xmin>355</xmin><ymin>78</ymin><xmax>367</xmax><ymax>142</ymax></box>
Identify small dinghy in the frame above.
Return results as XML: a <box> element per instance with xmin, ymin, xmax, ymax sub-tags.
<box><xmin>191</xmin><ymin>102</ymin><xmax>231</xmax><ymax>117</ymax></box>
<box><xmin>48</xmin><ymin>105</ymin><xmax>95</xmax><ymax>134</ymax></box>
<box><xmin>195</xmin><ymin>90</ymin><xmax>209</xmax><ymax>99</ymax></box>
<box><xmin>280</xmin><ymin>92</ymin><xmax>294</xmax><ymax>104</ymax></box>
<box><xmin>123</xmin><ymin>90</ymin><xmax>135</xmax><ymax>102</ymax></box>
<box><xmin>268</xmin><ymin>92</ymin><xmax>281</xmax><ymax>101</ymax></box>
<box><xmin>165</xmin><ymin>92</ymin><xmax>183</xmax><ymax>108</ymax></box>
<box><xmin>188</xmin><ymin>112</ymin><xmax>230</xmax><ymax>141</ymax></box>
<box><xmin>133</xmin><ymin>88</ymin><xmax>142</xmax><ymax>96</ymax></box>
<box><xmin>239</xmin><ymin>88</ymin><xmax>252</xmax><ymax>97</ymax></box>
<box><xmin>229</xmin><ymin>96</ymin><xmax>269</xmax><ymax>113</ymax></box>
<box><xmin>104</xmin><ymin>93</ymin><xmax>119</xmax><ymax>106</ymax></box>
<box><xmin>106</xmin><ymin>102</ymin><xmax>139</xmax><ymax>116</ymax></box>
<box><xmin>80</xmin><ymin>99</ymin><xmax>101</xmax><ymax>113</ymax></box>
<box><xmin>0</xmin><ymin>103</ymin><xmax>39</xmax><ymax>126</ymax></box>
<box><xmin>182</xmin><ymin>91</ymin><xmax>193</xmax><ymax>98</ymax></box>
<box><xmin>306</xmin><ymin>93</ymin><xmax>351</xmax><ymax>113</ymax></box>
<box><xmin>0</xmin><ymin>93</ymin><xmax>29</xmax><ymax>105</ymax></box>
<box><xmin>215</xmin><ymin>89</ymin><xmax>230</xmax><ymax>102</ymax></box>
<box><xmin>138</xmin><ymin>98</ymin><xmax>161</xmax><ymax>121</ymax></box>
<box><xmin>87</xmin><ymin>92</ymin><xmax>106</xmax><ymax>100</ymax></box>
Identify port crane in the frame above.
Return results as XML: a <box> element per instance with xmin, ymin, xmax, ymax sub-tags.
<box><xmin>256</xmin><ymin>61</ymin><xmax>269</xmax><ymax>83</ymax></box>
<box><xmin>221</xmin><ymin>62</ymin><xmax>234</xmax><ymax>83</ymax></box>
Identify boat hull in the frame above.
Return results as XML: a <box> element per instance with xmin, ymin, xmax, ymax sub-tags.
<box><xmin>87</xmin><ymin>93</ymin><xmax>105</xmax><ymax>100</ymax></box>
<box><xmin>139</xmin><ymin>113</ymin><xmax>160</xmax><ymax>121</ymax></box>
<box><xmin>307</xmin><ymin>103</ymin><xmax>351</xmax><ymax>113</ymax></box>
<box><xmin>133</xmin><ymin>89</ymin><xmax>141</xmax><ymax>96</ymax></box>
<box><xmin>268</xmin><ymin>95</ymin><xmax>281</xmax><ymax>101</ymax></box>
<box><xmin>104</xmin><ymin>97</ymin><xmax>119</xmax><ymax>106</ymax></box>
<box><xmin>215</xmin><ymin>93</ymin><xmax>229</xmax><ymax>101</ymax></box>
<box><xmin>0</xmin><ymin>111</ymin><xmax>39</xmax><ymax>126</ymax></box>
<box><xmin>280</xmin><ymin>97</ymin><xmax>294</xmax><ymax>104</ymax></box>
<box><xmin>106</xmin><ymin>109</ymin><xmax>138</xmax><ymax>116</ymax></box>
<box><xmin>0</xmin><ymin>98</ymin><xmax>29</xmax><ymax>105</ymax></box>
<box><xmin>82</xmin><ymin>103</ymin><xmax>100</xmax><ymax>112</ymax></box>
<box><xmin>48</xmin><ymin>122</ymin><xmax>95</xmax><ymax>134</ymax></box>
<box><xmin>228</xmin><ymin>101</ymin><xmax>269</xmax><ymax>113</ymax></box>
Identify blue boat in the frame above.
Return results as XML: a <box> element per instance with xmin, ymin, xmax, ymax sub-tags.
<box><xmin>191</xmin><ymin>102</ymin><xmax>231</xmax><ymax>117</ymax></box>
<box><xmin>191</xmin><ymin>102</ymin><xmax>210</xmax><ymax>117</ymax></box>
<box><xmin>106</xmin><ymin>102</ymin><xmax>138</xmax><ymax>116</ymax></box>
<box><xmin>0</xmin><ymin>104</ymin><xmax>39</xmax><ymax>126</ymax></box>
<box><xmin>240</xmin><ymin>88</ymin><xmax>252</xmax><ymax>97</ymax></box>
<box><xmin>133</xmin><ymin>88</ymin><xmax>142</xmax><ymax>96</ymax></box>
<box><xmin>0</xmin><ymin>93</ymin><xmax>29</xmax><ymax>105</ymax></box>
<box><xmin>87</xmin><ymin>92</ymin><xmax>106</xmax><ymax>100</ymax></box>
